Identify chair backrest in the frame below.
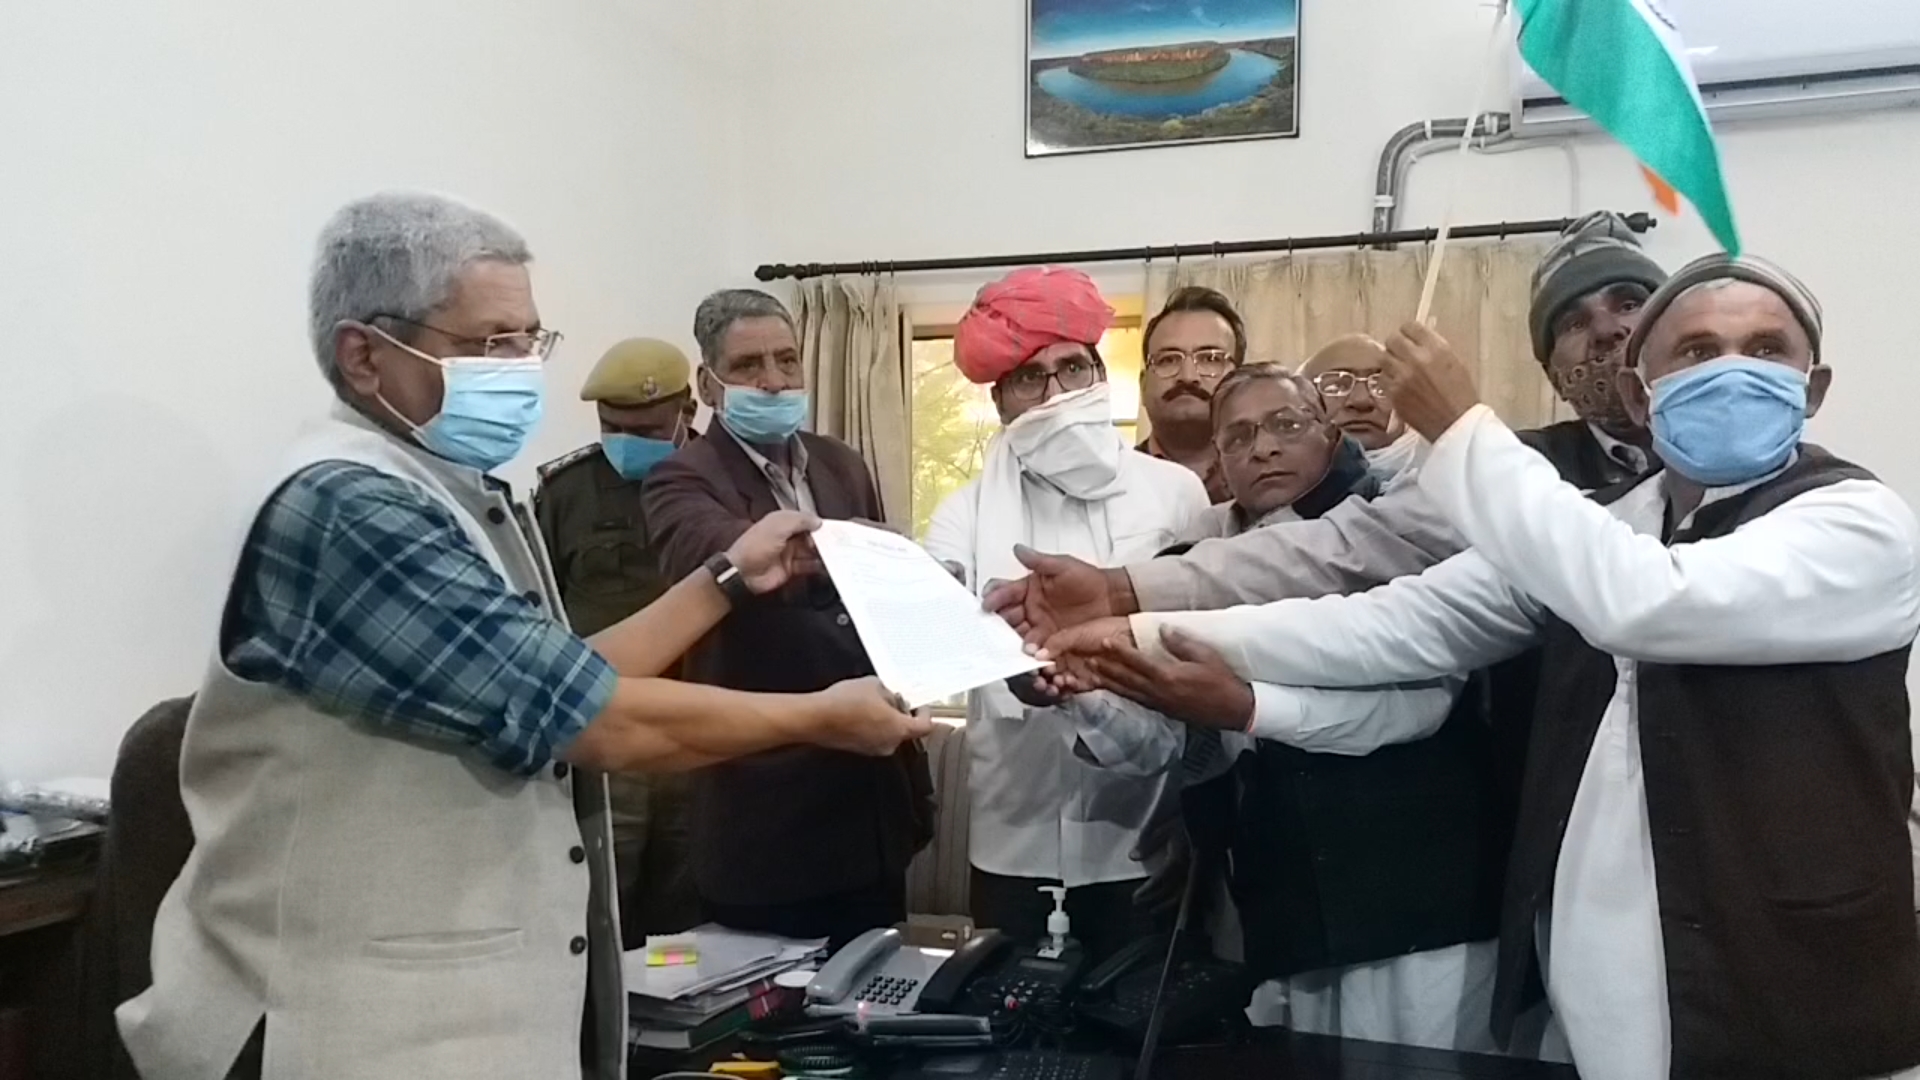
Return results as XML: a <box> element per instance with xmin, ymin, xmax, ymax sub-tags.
<box><xmin>904</xmin><ymin>721</ymin><xmax>971</xmax><ymax>918</ymax></box>
<box><xmin>52</xmin><ymin>695</ymin><xmax>196</xmax><ymax>1080</ymax></box>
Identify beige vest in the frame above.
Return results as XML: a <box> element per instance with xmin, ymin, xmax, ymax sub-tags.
<box><xmin>118</xmin><ymin>405</ymin><xmax>626</xmax><ymax>1080</ymax></box>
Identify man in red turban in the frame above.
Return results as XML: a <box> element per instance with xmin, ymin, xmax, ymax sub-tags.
<box><xmin>954</xmin><ymin>266</ymin><xmax>1116</xmax><ymax>407</ymax></box>
<box><xmin>925</xmin><ymin>267</ymin><xmax>1209</xmax><ymax>962</ymax></box>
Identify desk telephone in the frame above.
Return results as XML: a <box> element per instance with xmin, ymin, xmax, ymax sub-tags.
<box><xmin>806</xmin><ymin>925</ymin><xmax>1092</xmax><ymax>1019</ymax></box>
<box><xmin>807</xmin><ymin>927</ymin><xmax>1015</xmax><ymax>1017</ymax></box>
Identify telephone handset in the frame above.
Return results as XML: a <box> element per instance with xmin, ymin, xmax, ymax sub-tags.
<box><xmin>806</xmin><ymin>927</ymin><xmax>1011</xmax><ymax>1017</ymax></box>
<box><xmin>1077</xmin><ymin>934</ymin><xmax>1165</xmax><ymax>997</ymax></box>
<box><xmin>917</xmin><ymin>929</ymin><xmax>1012</xmax><ymax>1012</ymax></box>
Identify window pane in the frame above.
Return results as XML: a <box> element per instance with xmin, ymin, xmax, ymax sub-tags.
<box><xmin>910</xmin><ymin>338</ymin><xmax>998</xmax><ymax>539</ymax></box>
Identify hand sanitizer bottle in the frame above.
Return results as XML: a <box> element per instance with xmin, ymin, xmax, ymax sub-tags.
<box><xmin>1037</xmin><ymin>885</ymin><xmax>1070</xmax><ymax>959</ymax></box>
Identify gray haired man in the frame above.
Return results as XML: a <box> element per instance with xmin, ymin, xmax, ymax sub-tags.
<box><xmin>642</xmin><ymin>288</ymin><xmax>934</xmax><ymax>948</ymax></box>
<box><xmin>117</xmin><ymin>194</ymin><xmax>925</xmax><ymax>1080</ymax></box>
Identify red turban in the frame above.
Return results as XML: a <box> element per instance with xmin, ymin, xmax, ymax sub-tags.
<box><xmin>952</xmin><ymin>267</ymin><xmax>1115</xmax><ymax>385</ymax></box>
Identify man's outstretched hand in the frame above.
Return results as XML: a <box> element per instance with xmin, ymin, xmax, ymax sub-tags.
<box><xmin>1382</xmin><ymin>321</ymin><xmax>1482</xmax><ymax>442</ymax></box>
<box><xmin>726</xmin><ymin>509</ymin><xmax>824</xmax><ymax>594</ymax></box>
<box><xmin>981</xmin><ymin>545</ymin><xmax>1131</xmax><ymax>647</ymax></box>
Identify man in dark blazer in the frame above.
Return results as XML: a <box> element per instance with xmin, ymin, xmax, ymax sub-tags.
<box><xmin>1518</xmin><ymin>211</ymin><xmax>1668</xmax><ymax>492</ymax></box>
<box><xmin>644</xmin><ymin>289</ymin><xmax>933</xmax><ymax>948</ymax></box>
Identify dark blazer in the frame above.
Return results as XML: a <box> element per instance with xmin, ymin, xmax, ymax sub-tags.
<box><xmin>642</xmin><ymin>425</ymin><xmax>933</xmax><ymax>907</ymax></box>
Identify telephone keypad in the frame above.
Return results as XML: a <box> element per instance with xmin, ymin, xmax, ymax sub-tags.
<box><xmin>858</xmin><ymin>973</ymin><xmax>921</xmax><ymax>1007</ymax></box>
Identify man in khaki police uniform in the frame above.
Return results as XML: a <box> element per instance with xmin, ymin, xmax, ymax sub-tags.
<box><xmin>535</xmin><ymin>338</ymin><xmax>703</xmax><ymax>938</ymax></box>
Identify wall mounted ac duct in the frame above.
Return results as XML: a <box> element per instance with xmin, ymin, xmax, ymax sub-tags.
<box><xmin>1511</xmin><ymin>0</ymin><xmax>1920</xmax><ymax>137</ymax></box>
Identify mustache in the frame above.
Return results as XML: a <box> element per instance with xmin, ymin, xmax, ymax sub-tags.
<box><xmin>1162</xmin><ymin>382</ymin><xmax>1213</xmax><ymax>402</ymax></box>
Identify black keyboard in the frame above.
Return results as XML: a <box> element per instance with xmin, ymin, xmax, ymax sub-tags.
<box><xmin>891</xmin><ymin>1051</ymin><xmax>1127</xmax><ymax>1080</ymax></box>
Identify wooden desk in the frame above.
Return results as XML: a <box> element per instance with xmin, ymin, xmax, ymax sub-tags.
<box><xmin>0</xmin><ymin>836</ymin><xmax>101</xmax><ymax>1080</ymax></box>
<box><xmin>0</xmin><ymin>863</ymin><xmax>95</xmax><ymax>940</ymax></box>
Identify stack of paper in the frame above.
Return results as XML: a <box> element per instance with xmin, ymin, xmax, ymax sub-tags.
<box><xmin>624</xmin><ymin>925</ymin><xmax>825</xmax><ymax>1051</ymax></box>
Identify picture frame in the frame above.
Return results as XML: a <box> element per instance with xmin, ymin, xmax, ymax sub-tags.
<box><xmin>1026</xmin><ymin>0</ymin><xmax>1301</xmax><ymax>157</ymax></box>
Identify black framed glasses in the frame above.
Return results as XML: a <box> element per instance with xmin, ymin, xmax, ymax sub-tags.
<box><xmin>373</xmin><ymin>314</ymin><xmax>562</xmax><ymax>361</ymax></box>
<box><xmin>1216</xmin><ymin>409</ymin><xmax>1322</xmax><ymax>456</ymax></box>
<box><xmin>998</xmin><ymin>357</ymin><xmax>1103</xmax><ymax>404</ymax></box>
<box><xmin>1311</xmin><ymin>370</ymin><xmax>1388</xmax><ymax>399</ymax></box>
<box><xmin>1147</xmin><ymin>348</ymin><xmax>1235</xmax><ymax>379</ymax></box>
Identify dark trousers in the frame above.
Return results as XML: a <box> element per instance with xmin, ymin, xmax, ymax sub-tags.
<box><xmin>969</xmin><ymin>868</ymin><xmax>1151</xmax><ymax>967</ymax></box>
<box><xmin>702</xmin><ymin>876</ymin><xmax>906</xmax><ymax>952</ymax></box>
<box><xmin>609</xmin><ymin>772</ymin><xmax>700</xmax><ymax>941</ymax></box>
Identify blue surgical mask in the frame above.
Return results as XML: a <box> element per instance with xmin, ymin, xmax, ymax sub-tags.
<box><xmin>1646</xmin><ymin>356</ymin><xmax>1807</xmax><ymax>487</ymax></box>
<box><xmin>719</xmin><ymin>385</ymin><xmax>809</xmax><ymax>445</ymax></box>
<box><xmin>373</xmin><ymin>328</ymin><xmax>545</xmax><ymax>471</ymax></box>
<box><xmin>602</xmin><ymin>431</ymin><xmax>680</xmax><ymax>480</ymax></box>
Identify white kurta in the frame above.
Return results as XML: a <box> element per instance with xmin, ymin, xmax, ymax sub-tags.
<box><xmin>1133</xmin><ymin>405</ymin><xmax>1920</xmax><ymax>1080</ymax></box>
<box><xmin>925</xmin><ymin>448</ymin><xmax>1209</xmax><ymax>885</ymax></box>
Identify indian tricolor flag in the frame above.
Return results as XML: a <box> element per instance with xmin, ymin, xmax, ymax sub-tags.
<box><xmin>1514</xmin><ymin>0</ymin><xmax>1741</xmax><ymax>255</ymax></box>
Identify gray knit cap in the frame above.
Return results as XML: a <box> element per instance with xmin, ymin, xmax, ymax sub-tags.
<box><xmin>1528</xmin><ymin>211</ymin><xmax>1668</xmax><ymax>363</ymax></box>
<box><xmin>1625</xmin><ymin>253</ymin><xmax>1824</xmax><ymax>368</ymax></box>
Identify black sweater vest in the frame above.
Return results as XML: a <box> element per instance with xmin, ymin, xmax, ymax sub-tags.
<box><xmin>1183</xmin><ymin>459</ymin><xmax>1507</xmax><ymax>982</ymax></box>
<box><xmin>1492</xmin><ymin>447</ymin><xmax>1920</xmax><ymax>1078</ymax></box>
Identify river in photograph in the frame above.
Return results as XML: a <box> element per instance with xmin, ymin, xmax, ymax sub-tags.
<box><xmin>1034</xmin><ymin>49</ymin><xmax>1283</xmax><ymax>119</ymax></box>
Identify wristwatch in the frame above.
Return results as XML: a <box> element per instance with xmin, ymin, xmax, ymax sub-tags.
<box><xmin>704</xmin><ymin>552</ymin><xmax>755</xmax><ymax>607</ymax></box>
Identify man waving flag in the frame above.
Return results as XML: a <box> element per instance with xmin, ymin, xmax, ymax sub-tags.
<box><xmin>1516</xmin><ymin>0</ymin><xmax>1741</xmax><ymax>255</ymax></box>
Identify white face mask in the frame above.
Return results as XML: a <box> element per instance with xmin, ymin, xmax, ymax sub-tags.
<box><xmin>1365</xmin><ymin>429</ymin><xmax>1423</xmax><ymax>483</ymax></box>
<box><xmin>1004</xmin><ymin>383</ymin><xmax>1124</xmax><ymax>499</ymax></box>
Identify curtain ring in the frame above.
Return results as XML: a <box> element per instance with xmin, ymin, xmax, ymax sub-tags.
<box><xmin>1498</xmin><ymin>220</ymin><xmax>1510</xmax><ymax>240</ymax></box>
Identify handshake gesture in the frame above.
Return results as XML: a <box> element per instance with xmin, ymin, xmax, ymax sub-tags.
<box><xmin>983</xmin><ymin>547</ymin><xmax>1255</xmax><ymax>732</ymax></box>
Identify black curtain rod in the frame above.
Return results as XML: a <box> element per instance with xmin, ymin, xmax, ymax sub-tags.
<box><xmin>753</xmin><ymin>212</ymin><xmax>1656</xmax><ymax>282</ymax></box>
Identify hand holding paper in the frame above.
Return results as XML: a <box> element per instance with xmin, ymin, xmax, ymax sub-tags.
<box><xmin>810</xmin><ymin>520</ymin><xmax>1045</xmax><ymax>708</ymax></box>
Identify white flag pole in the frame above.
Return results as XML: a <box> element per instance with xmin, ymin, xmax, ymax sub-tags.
<box><xmin>1415</xmin><ymin>1</ymin><xmax>1514</xmax><ymax>325</ymax></box>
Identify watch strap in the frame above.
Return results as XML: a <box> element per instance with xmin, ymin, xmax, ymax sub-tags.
<box><xmin>704</xmin><ymin>552</ymin><xmax>754</xmax><ymax>606</ymax></box>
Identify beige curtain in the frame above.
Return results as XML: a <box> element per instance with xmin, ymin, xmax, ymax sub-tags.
<box><xmin>793</xmin><ymin>276</ymin><xmax>913</xmax><ymax>528</ymax></box>
<box><xmin>1143</xmin><ymin>238</ymin><xmax>1568</xmax><ymax>432</ymax></box>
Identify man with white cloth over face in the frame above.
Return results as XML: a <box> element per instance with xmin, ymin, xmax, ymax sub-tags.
<box><xmin>1045</xmin><ymin>253</ymin><xmax>1920</xmax><ymax>1079</ymax></box>
<box><xmin>923</xmin><ymin>267</ymin><xmax>1210</xmax><ymax>961</ymax></box>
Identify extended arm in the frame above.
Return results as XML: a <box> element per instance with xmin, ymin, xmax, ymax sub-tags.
<box><xmin>1247</xmin><ymin>677</ymin><xmax>1464</xmax><ymax>756</ymax></box>
<box><xmin>227</xmin><ymin>464</ymin><xmax>917</xmax><ymax>780</ymax></box>
<box><xmin>1124</xmin><ymin>482</ymin><xmax>1465</xmax><ymax>611</ymax></box>
<box><xmin>1422</xmin><ymin>406</ymin><xmax>1920</xmax><ymax>664</ymax></box>
<box><xmin>1130</xmin><ymin>549</ymin><xmax>1544</xmax><ymax>688</ymax></box>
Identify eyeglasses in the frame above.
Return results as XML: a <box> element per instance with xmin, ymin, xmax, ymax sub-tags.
<box><xmin>1147</xmin><ymin>349</ymin><xmax>1235</xmax><ymax>379</ymax></box>
<box><xmin>998</xmin><ymin>357</ymin><xmax>1103</xmax><ymax>404</ymax></box>
<box><xmin>1311</xmin><ymin>370</ymin><xmax>1388</xmax><ymax>399</ymax></box>
<box><xmin>373</xmin><ymin>314</ymin><xmax>563</xmax><ymax>361</ymax></box>
<box><xmin>1216</xmin><ymin>409</ymin><xmax>1323</xmax><ymax>456</ymax></box>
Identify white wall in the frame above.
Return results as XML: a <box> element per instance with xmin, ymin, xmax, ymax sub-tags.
<box><xmin>0</xmin><ymin>0</ymin><xmax>737</xmax><ymax>780</ymax></box>
<box><xmin>725</xmin><ymin>0</ymin><xmax>1920</xmax><ymax>461</ymax></box>
<box><xmin>723</xmin><ymin>0</ymin><xmax>1920</xmax><ymax>700</ymax></box>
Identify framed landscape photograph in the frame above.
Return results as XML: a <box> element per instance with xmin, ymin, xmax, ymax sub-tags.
<box><xmin>1026</xmin><ymin>0</ymin><xmax>1301</xmax><ymax>157</ymax></box>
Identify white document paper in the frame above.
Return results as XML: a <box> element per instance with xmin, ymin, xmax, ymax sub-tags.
<box><xmin>811</xmin><ymin>519</ymin><xmax>1045</xmax><ymax>708</ymax></box>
